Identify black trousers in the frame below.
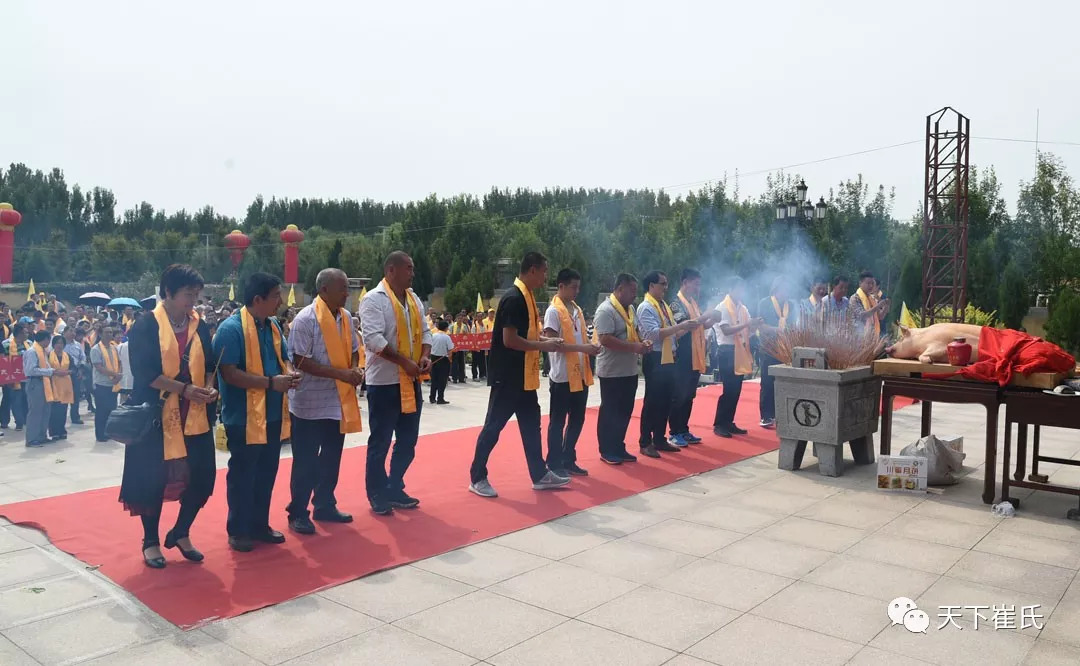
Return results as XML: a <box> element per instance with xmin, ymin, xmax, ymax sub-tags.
<box><xmin>597</xmin><ymin>376</ymin><xmax>637</xmax><ymax>458</ymax></box>
<box><xmin>429</xmin><ymin>355</ymin><xmax>450</xmax><ymax>402</ymax></box>
<box><xmin>93</xmin><ymin>385</ymin><xmax>118</xmax><ymax>440</ymax></box>
<box><xmin>365</xmin><ymin>381</ymin><xmax>422</xmax><ymax>501</ymax></box>
<box><xmin>713</xmin><ymin>345</ymin><xmax>744</xmax><ymax>428</ymax></box>
<box><xmin>471</xmin><ymin>351</ymin><xmax>487</xmax><ymax>379</ymax></box>
<box><xmin>0</xmin><ymin>385</ymin><xmax>26</xmax><ymax>428</ymax></box>
<box><xmin>470</xmin><ymin>384</ymin><xmax>546</xmax><ymax>483</ymax></box>
<box><xmin>758</xmin><ymin>352</ymin><xmax>780</xmax><ymax>421</ymax></box>
<box><xmin>547</xmin><ymin>381</ymin><xmax>588</xmax><ymax>470</ymax></box>
<box><xmin>451</xmin><ymin>352</ymin><xmax>466</xmax><ymax>383</ymax></box>
<box><xmin>640</xmin><ymin>352</ymin><xmax>675</xmax><ymax>447</ymax></box>
<box><xmin>225</xmin><ymin>420</ymin><xmax>283</xmax><ymax>538</ymax></box>
<box><xmin>669</xmin><ymin>347</ymin><xmax>700</xmax><ymax>436</ymax></box>
<box><xmin>287</xmin><ymin>416</ymin><xmax>345</xmax><ymax>520</ymax></box>
<box><xmin>69</xmin><ymin>372</ymin><xmax>83</xmax><ymax>421</ymax></box>
<box><xmin>48</xmin><ymin>402</ymin><xmax>68</xmax><ymax>438</ymax></box>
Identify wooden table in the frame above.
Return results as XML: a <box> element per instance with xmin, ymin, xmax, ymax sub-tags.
<box><xmin>879</xmin><ymin>376</ymin><xmax>1002</xmax><ymax>504</ymax></box>
<box><xmin>1000</xmin><ymin>389</ymin><xmax>1080</xmax><ymax>511</ymax></box>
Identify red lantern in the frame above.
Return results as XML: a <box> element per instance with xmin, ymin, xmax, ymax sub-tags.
<box><xmin>223</xmin><ymin>230</ymin><xmax>251</xmax><ymax>272</ymax></box>
<box><xmin>0</xmin><ymin>203</ymin><xmax>23</xmax><ymax>284</ymax></box>
<box><xmin>280</xmin><ymin>224</ymin><xmax>305</xmax><ymax>284</ymax></box>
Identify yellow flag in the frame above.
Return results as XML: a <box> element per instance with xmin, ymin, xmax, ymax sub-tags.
<box><xmin>900</xmin><ymin>302</ymin><xmax>918</xmax><ymax>329</ymax></box>
<box><xmin>476</xmin><ymin>292</ymin><xmax>484</xmax><ymax>313</ymax></box>
<box><xmin>228</xmin><ymin>283</ymin><xmax>234</xmax><ymax>301</ymax></box>
<box><xmin>356</xmin><ymin>286</ymin><xmax>367</xmax><ymax>310</ymax></box>
<box><xmin>27</xmin><ymin>278</ymin><xmax>35</xmax><ymax>307</ymax></box>
<box><xmin>287</xmin><ymin>284</ymin><xmax>296</xmax><ymax>306</ymax></box>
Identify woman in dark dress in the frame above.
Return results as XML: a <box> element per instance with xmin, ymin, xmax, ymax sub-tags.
<box><xmin>119</xmin><ymin>265</ymin><xmax>219</xmax><ymax>569</ymax></box>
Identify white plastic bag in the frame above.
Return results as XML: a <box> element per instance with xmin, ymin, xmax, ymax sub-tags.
<box><xmin>900</xmin><ymin>435</ymin><xmax>966</xmax><ymax>485</ymax></box>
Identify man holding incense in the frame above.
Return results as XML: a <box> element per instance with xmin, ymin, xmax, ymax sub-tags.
<box><xmin>668</xmin><ymin>268</ymin><xmax>715</xmax><ymax>446</ymax></box>
<box><xmin>755</xmin><ymin>276</ymin><xmax>793</xmax><ymax>429</ymax></box>
<box><xmin>285</xmin><ymin>268</ymin><xmax>364</xmax><ymax>535</ymax></box>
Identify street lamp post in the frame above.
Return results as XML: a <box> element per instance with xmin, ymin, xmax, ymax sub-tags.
<box><xmin>776</xmin><ymin>179</ymin><xmax>827</xmax><ymax>223</ymax></box>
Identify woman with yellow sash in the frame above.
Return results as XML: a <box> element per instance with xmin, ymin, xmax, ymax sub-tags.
<box><xmin>47</xmin><ymin>335</ymin><xmax>75</xmax><ymax>440</ymax></box>
<box><xmin>283</xmin><ymin>268</ymin><xmax>364</xmax><ymax>536</ymax></box>
<box><xmin>214</xmin><ymin>272</ymin><xmax>300</xmax><ymax>552</ymax></box>
<box><xmin>669</xmin><ymin>268</ymin><xmax>716</xmax><ymax>446</ymax></box>
<box><xmin>636</xmin><ymin>271</ymin><xmax>699</xmax><ymax>457</ymax></box>
<box><xmin>541</xmin><ymin>268</ymin><xmax>601</xmax><ymax>477</ymax></box>
<box><xmin>755</xmin><ymin>277</ymin><xmax>792</xmax><ymax>430</ymax></box>
<box><xmin>119</xmin><ymin>265</ymin><xmax>220</xmax><ymax>569</ymax></box>
<box><xmin>468</xmin><ymin>252</ymin><xmax>569</xmax><ymax>498</ymax></box>
<box><xmin>358</xmin><ymin>252</ymin><xmax>433</xmax><ymax>514</ymax></box>
<box><xmin>712</xmin><ymin>277</ymin><xmax>762</xmax><ymax>438</ymax></box>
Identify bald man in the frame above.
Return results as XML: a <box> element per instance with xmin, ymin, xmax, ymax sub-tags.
<box><xmin>286</xmin><ymin>268</ymin><xmax>364</xmax><ymax>534</ymax></box>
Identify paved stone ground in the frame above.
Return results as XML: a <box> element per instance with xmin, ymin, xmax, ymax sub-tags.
<box><xmin>1</xmin><ymin>377</ymin><xmax>1080</xmax><ymax>665</ymax></box>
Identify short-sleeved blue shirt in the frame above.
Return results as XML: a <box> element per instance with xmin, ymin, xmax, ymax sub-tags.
<box><xmin>213</xmin><ymin>313</ymin><xmax>289</xmax><ymax>427</ymax></box>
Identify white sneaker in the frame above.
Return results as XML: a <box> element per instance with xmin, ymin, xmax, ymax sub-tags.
<box><xmin>469</xmin><ymin>479</ymin><xmax>498</xmax><ymax>498</ymax></box>
<box><xmin>533</xmin><ymin>470</ymin><xmax>571</xmax><ymax>490</ymax></box>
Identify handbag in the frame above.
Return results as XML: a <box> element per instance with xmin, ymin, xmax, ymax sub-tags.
<box><xmin>106</xmin><ymin>326</ymin><xmax>198</xmax><ymax>446</ymax></box>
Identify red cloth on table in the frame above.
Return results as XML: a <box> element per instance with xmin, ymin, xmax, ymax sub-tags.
<box><xmin>927</xmin><ymin>327</ymin><xmax>1075</xmax><ymax>386</ymax></box>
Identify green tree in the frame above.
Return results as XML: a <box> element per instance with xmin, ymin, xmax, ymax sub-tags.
<box><xmin>1046</xmin><ymin>290</ymin><xmax>1080</xmax><ymax>354</ymax></box>
<box><xmin>998</xmin><ymin>262</ymin><xmax>1030</xmax><ymax>329</ymax></box>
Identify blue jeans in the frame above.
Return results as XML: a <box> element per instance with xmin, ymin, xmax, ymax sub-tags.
<box><xmin>365</xmin><ymin>382</ymin><xmax>422</xmax><ymax>502</ymax></box>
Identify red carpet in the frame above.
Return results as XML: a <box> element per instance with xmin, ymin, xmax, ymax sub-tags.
<box><xmin>0</xmin><ymin>382</ymin><xmax>909</xmax><ymax>628</ymax></box>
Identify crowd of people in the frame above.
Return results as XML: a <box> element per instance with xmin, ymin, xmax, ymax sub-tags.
<box><xmin>3</xmin><ymin>254</ymin><xmax>889</xmax><ymax>569</ymax></box>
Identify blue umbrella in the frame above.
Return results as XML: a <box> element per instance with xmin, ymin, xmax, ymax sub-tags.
<box><xmin>108</xmin><ymin>297</ymin><xmax>143</xmax><ymax>309</ymax></box>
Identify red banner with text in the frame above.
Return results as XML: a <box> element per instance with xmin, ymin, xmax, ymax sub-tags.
<box><xmin>450</xmin><ymin>333</ymin><xmax>491</xmax><ymax>352</ymax></box>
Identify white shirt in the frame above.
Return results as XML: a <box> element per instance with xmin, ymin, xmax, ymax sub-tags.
<box><xmin>118</xmin><ymin>341</ymin><xmax>134</xmax><ymax>390</ymax></box>
<box><xmin>359</xmin><ymin>281</ymin><xmax>432</xmax><ymax>386</ymax></box>
<box><xmin>430</xmin><ymin>331</ymin><xmax>454</xmax><ymax>357</ymax></box>
<box><xmin>543</xmin><ymin>303</ymin><xmax>586</xmax><ymax>384</ymax></box>
<box><xmin>713</xmin><ymin>301</ymin><xmax>751</xmax><ymax>346</ymax></box>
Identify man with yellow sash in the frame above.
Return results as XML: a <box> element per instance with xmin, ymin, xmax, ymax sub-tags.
<box><xmin>668</xmin><ymin>268</ymin><xmax>717</xmax><ymax>446</ymax></box>
<box><xmin>595</xmin><ymin>273</ymin><xmax>653</xmax><ymax>465</ymax></box>
<box><xmin>360</xmin><ymin>252</ymin><xmax>433</xmax><ymax>514</ymax></box>
<box><xmin>711</xmin><ymin>277</ymin><xmax>762</xmax><ymax>438</ymax></box>
<box><xmin>471</xmin><ymin>309</ymin><xmax>488</xmax><ymax>381</ymax></box>
<box><xmin>469</xmin><ymin>252</ymin><xmax>569</xmax><ymax>498</ymax></box>
<box><xmin>851</xmin><ymin>270</ymin><xmax>889</xmax><ymax>339</ymax></box>
<box><xmin>450</xmin><ymin>312</ymin><xmax>469</xmax><ymax>384</ymax></box>
<box><xmin>214</xmin><ymin>273</ymin><xmax>301</xmax><ymax>552</ymax></box>
<box><xmin>635</xmin><ymin>270</ymin><xmax>700</xmax><ymax>458</ymax></box>
<box><xmin>799</xmin><ymin>277</ymin><xmax>830</xmax><ymax>326</ymax></box>
<box><xmin>24</xmin><ymin>330</ymin><xmax>70</xmax><ymax>447</ymax></box>
<box><xmin>285</xmin><ymin>269</ymin><xmax>364</xmax><ymax>535</ymax></box>
<box><xmin>0</xmin><ymin>322</ymin><xmax>31</xmax><ymax>433</ymax></box>
<box><xmin>755</xmin><ymin>277</ymin><xmax>793</xmax><ymax>429</ymax></box>
<box><xmin>541</xmin><ymin>268</ymin><xmax>601</xmax><ymax>478</ymax></box>
<box><xmin>90</xmin><ymin>324</ymin><xmax>123</xmax><ymax>442</ymax></box>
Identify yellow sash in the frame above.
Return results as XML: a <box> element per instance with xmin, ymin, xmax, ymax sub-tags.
<box><xmin>240</xmin><ymin>307</ymin><xmax>291</xmax><ymax>444</ymax></box>
<box><xmin>122</xmin><ymin>315</ymin><xmax>135</xmax><ymax>330</ymax></box>
<box><xmin>552</xmin><ymin>296</ymin><xmax>593</xmax><ymax>392</ymax></box>
<box><xmin>809</xmin><ymin>293</ymin><xmax>819</xmax><ymax>307</ymax></box>
<box><xmin>314</xmin><ymin>296</ymin><xmax>363</xmax><ymax>434</ymax></box>
<box><xmin>514</xmin><ymin>278</ymin><xmax>541</xmax><ymax>391</ymax></box>
<box><xmin>48</xmin><ymin>350</ymin><xmax>73</xmax><ymax>404</ymax></box>
<box><xmin>771</xmin><ymin>296</ymin><xmax>790</xmax><ymax>331</ymax></box>
<box><xmin>381</xmin><ymin>278</ymin><xmax>424</xmax><ymax>414</ymax></box>
<box><xmin>484</xmin><ymin>317</ymin><xmax>494</xmax><ymax>332</ymax></box>
<box><xmin>608</xmin><ymin>293</ymin><xmax>640</xmax><ymax>342</ymax></box>
<box><xmin>643</xmin><ymin>293</ymin><xmax>675</xmax><ymax>364</ymax></box>
<box><xmin>853</xmin><ymin>288</ymin><xmax>880</xmax><ymax>337</ymax></box>
<box><xmin>33</xmin><ymin>343</ymin><xmax>55</xmax><ymax>402</ymax></box>
<box><xmin>677</xmin><ymin>290</ymin><xmax>706</xmax><ymax>373</ymax></box>
<box><xmin>8</xmin><ymin>337</ymin><xmax>27</xmax><ymax>389</ymax></box>
<box><xmin>98</xmin><ymin>342</ymin><xmax>121</xmax><ymax>392</ymax></box>
<box><xmin>722</xmin><ymin>296</ymin><xmax>753</xmax><ymax>375</ymax></box>
<box><xmin>155</xmin><ymin>305</ymin><xmax>209</xmax><ymax>461</ymax></box>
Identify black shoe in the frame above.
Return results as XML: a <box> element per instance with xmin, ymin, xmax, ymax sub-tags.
<box><xmin>639</xmin><ymin>445</ymin><xmax>661</xmax><ymax>459</ymax></box>
<box><xmin>655</xmin><ymin>441</ymin><xmax>681</xmax><ymax>453</ymax></box>
<box><xmin>164</xmin><ymin>530</ymin><xmax>204</xmax><ymax>562</ymax></box>
<box><xmin>252</xmin><ymin>529</ymin><xmax>286</xmax><ymax>544</ymax></box>
<box><xmin>729</xmin><ymin>424</ymin><xmax>748</xmax><ymax>435</ymax></box>
<box><xmin>713</xmin><ymin>426</ymin><xmax>733</xmax><ymax>438</ymax></box>
<box><xmin>566</xmin><ymin>463</ymin><xmax>589</xmax><ymax>476</ymax></box>
<box><xmin>289</xmin><ymin>516</ymin><xmax>317</xmax><ymax>535</ymax></box>
<box><xmin>313</xmin><ymin>508</ymin><xmax>354</xmax><ymax>523</ymax></box>
<box><xmin>600</xmin><ymin>454</ymin><xmax>623</xmax><ymax>465</ymax></box>
<box><xmin>96</xmin><ymin>438</ymin><xmax>110</xmax><ymax>443</ymax></box>
<box><xmin>437</xmin><ymin>400</ymin><xmax>450</xmax><ymax>405</ymax></box>
<box><xmin>619</xmin><ymin>452</ymin><xmax>638</xmax><ymax>463</ymax></box>
<box><xmin>15</xmin><ymin>426</ymin><xmax>22</xmax><ymax>431</ymax></box>
<box><xmin>25</xmin><ymin>440</ymin><xmax>45</xmax><ymax>448</ymax></box>
<box><xmin>430</xmin><ymin>397</ymin><xmax>436</xmax><ymax>404</ymax></box>
<box><xmin>370</xmin><ymin>498</ymin><xmax>394</xmax><ymax>515</ymax></box>
<box><xmin>228</xmin><ymin>536</ymin><xmax>255</xmax><ymax>552</ymax></box>
<box><xmin>386</xmin><ymin>490</ymin><xmax>420</xmax><ymax>509</ymax></box>
<box><xmin>71</xmin><ymin>419</ymin><xmax>84</xmax><ymax>425</ymax></box>
<box><xmin>142</xmin><ymin>542</ymin><xmax>166</xmax><ymax>569</ymax></box>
